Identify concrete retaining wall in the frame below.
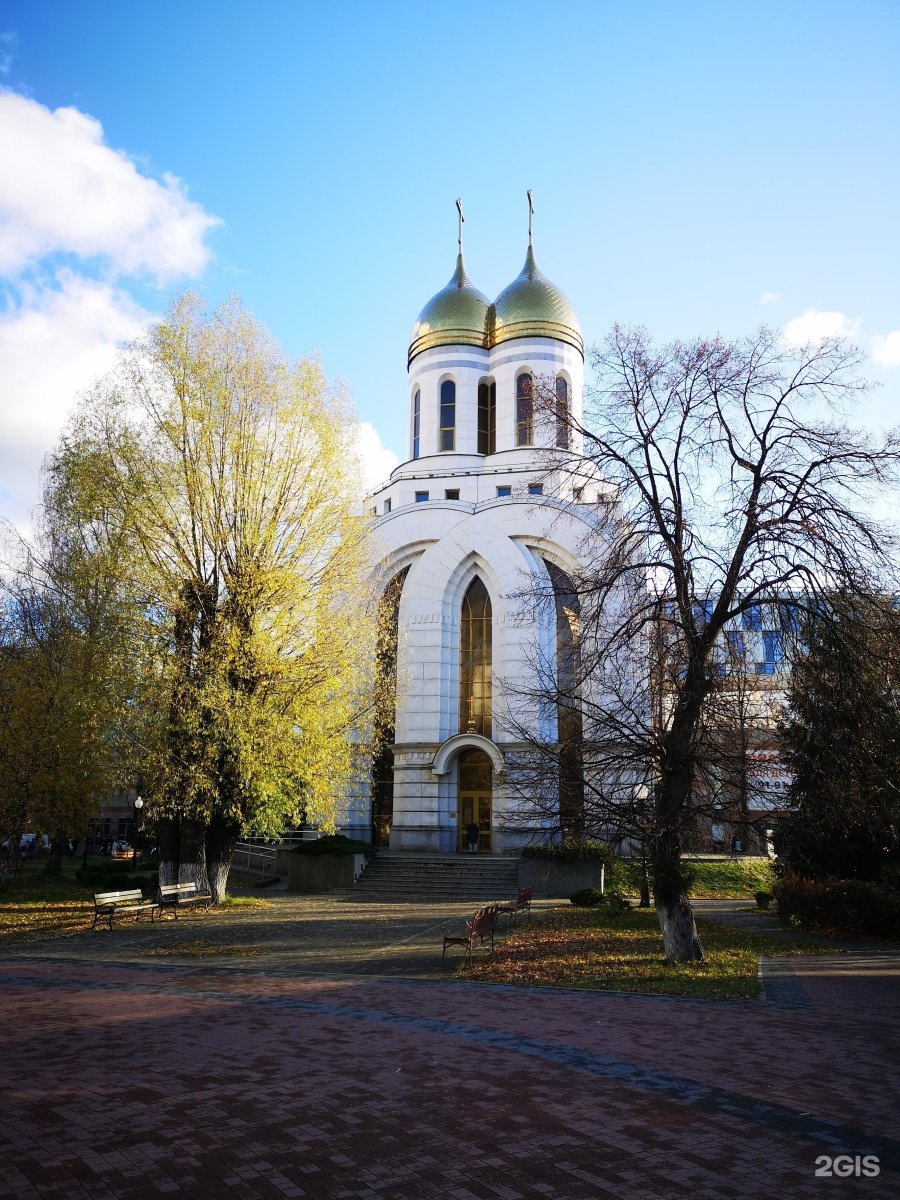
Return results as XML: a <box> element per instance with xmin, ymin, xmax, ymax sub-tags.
<box><xmin>518</xmin><ymin>859</ymin><xmax>604</xmax><ymax>898</ymax></box>
<box><xmin>287</xmin><ymin>852</ymin><xmax>369</xmax><ymax>893</ymax></box>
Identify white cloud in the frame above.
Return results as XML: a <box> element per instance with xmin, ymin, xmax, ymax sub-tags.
<box><xmin>871</xmin><ymin>330</ymin><xmax>900</xmax><ymax>367</ymax></box>
<box><xmin>354</xmin><ymin>422</ymin><xmax>400</xmax><ymax>489</ymax></box>
<box><xmin>759</xmin><ymin>291</ymin><xmax>780</xmax><ymax>305</ymax></box>
<box><xmin>0</xmin><ymin>91</ymin><xmax>221</xmax><ymax>282</ymax></box>
<box><xmin>0</xmin><ymin>274</ymin><xmax>152</xmax><ymax>529</ymax></box>
<box><xmin>0</xmin><ymin>91</ymin><xmax>221</xmax><ymax>534</ymax></box>
<box><xmin>783</xmin><ymin>309</ymin><xmax>859</xmax><ymax>347</ymax></box>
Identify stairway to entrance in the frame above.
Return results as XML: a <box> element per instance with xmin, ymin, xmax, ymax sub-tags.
<box><xmin>351</xmin><ymin>852</ymin><xmax>519</xmax><ymax>903</ymax></box>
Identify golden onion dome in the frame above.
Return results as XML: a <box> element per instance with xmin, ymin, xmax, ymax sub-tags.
<box><xmin>490</xmin><ymin>246</ymin><xmax>583</xmax><ymax>357</ymax></box>
<box><xmin>408</xmin><ymin>254</ymin><xmax>490</xmax><ymax>366</ymax></box>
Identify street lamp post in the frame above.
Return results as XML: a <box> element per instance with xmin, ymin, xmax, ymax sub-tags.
<box><xmin>132</xmin><ymin>795</ymin><xmax>143</xmax><ymax>871</ymax></box>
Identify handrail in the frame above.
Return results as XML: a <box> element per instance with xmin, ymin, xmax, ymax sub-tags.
<box><xmin>232</xmin><ymin>842</ymin><xmax>278</xmax><ymax>878</ymax></box>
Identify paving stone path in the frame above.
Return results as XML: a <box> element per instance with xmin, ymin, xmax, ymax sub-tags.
<box><xmin>2</xmin><ymin>894</ymin><xmax>898</xmax><ymax>1199</ymax></box>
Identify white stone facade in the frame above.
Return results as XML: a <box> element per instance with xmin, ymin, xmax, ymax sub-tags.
<box><xmin>343</xmin><ymin>238</ymin><xmax>610</xmax><ymax>852</ymax></box>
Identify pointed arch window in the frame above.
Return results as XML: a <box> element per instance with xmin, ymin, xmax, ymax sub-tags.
<box><xmin>478</xmin><ymin>380</ymin><xmax>496</xmax><ymax>455</ymax></box>
<box><xmin>459</xmin><ymin>576</ymin><xmax>492</xmax><ymax>737</ymax></box>
<box><xmin>516</xmin><ymin>373</ymin><xmax>533</xmax><ymax>446</ymax></box>
<box><xmin>440</xmin><ymin>379</ymin><xmax>456</xmax><ymax>451</ymax></box>
<box><xmin>555</xmin><ymin>376</ymin><xmax>570</xmax><ymax>449</ymax></box>
<box><xmin>412</xmin><ymin>389</ymin><xmax>421</xmax><ymax>459</ymax></box>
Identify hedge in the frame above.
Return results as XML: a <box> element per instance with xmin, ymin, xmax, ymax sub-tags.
<box><xmin>75</xmin><ymin>869</ymin><xmax>159</xmax><ymax>894</ymax></box>
<box><xmin>521</xmin><ymin>839</ymin><xmax>614</xmax><ymax>866</ymax></box>
<box><xmin>290</xmin><ymin>834</ymin><xmax>376</xmax><ymax>858</ymax></box>
<box><xmin>773</xmin><ymin>873</ymin><xmax>900</xmax><ymax>939</ymax></box>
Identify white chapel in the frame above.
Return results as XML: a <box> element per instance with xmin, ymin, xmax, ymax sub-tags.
<box><xmin>346</xmin><ymin>200</ymin><xmax>610</xmax><ymax>853</ymax></box>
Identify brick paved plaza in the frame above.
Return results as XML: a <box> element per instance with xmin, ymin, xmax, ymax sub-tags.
<box><xmin>2</xmin><ymin>896</ymin><xmax>898</xmax><ymax>1199</ymax></box>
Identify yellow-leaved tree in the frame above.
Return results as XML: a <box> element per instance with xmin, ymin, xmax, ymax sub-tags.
<box><xmin>0</xmin><ymin>460</ymin><xmax>133</xmax><ymax>881</ymax></box>
<box><xmin>50</xmin><ymin>294</ymin><xmax>375</xmax><ymax>900</ymax></box>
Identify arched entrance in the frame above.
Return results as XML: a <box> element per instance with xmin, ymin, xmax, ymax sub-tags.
<box><xmin>457</xmin><ymin>747</ymin><xmax>493</xmax><ymax>853</ymax></box>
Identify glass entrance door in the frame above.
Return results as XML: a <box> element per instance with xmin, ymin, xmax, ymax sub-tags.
<box><xmin>458</xmin><ymin>792</ymin><xmax>492</xmax><ymax>853</ymax></box>
<box><xmin>457</xmin><ymin>747</ymin><xmax>493</xmax><ymax>853</ymax></box>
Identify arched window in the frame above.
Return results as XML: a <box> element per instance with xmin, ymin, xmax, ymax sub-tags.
<box><xmin>370</xmin><ymin>568</ymin><xmax>408</xmax><ymax>845</ymax></box>
<box><xmin>545</xmin><ymin>561</ymin><xmax>583</xmax><ymax>836</ymax></box>
<box><xmin>516</xmin><ymin>373</ymin><xmax>533</xmax><ymax>446</ymax></box>
<box><xmin>477</xmin><ymin>380</ymin><xmax>496</xmax><ymax>455</ymax></box>
<box><xmin>412</xmin><ymin>390</ymin><xmax>420</xmax><ymax>459</ymax></box>
<box><xmin>459</xmin><ymin>576</ymin><xmax>492</xmax><ymax>737</ymax></box>
<box><xmin>439</xmin><ymin>379</ymin><xmax>456</xmax><ymax>452</ymax></box>
<box><xmin>555</xmin><ymin>376</ymin><xmax>570</xmax><ymax>450</ymax></box>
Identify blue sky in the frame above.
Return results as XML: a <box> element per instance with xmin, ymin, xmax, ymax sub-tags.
<box><xmin>1</xmin><ymin>0</ymin><xmax>898</xmax><ymax>529</ymax></box>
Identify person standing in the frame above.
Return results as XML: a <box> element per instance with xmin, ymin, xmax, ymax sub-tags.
<box><xmin>466</xmin><ymin>822</ymin><xmax>479</xmax><ymax>854</ymax></box>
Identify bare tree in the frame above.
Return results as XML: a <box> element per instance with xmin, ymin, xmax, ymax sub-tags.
<box><xmin>507</xmin><ymin>326</ymin><xmax>900</xmax><ymax>961</ymax></box>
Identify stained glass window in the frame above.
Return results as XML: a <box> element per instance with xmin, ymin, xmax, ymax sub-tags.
<box><xmin>459</xmin><ymin>576</ymin><xmax>492</xmax><ymax>736</ymax></box>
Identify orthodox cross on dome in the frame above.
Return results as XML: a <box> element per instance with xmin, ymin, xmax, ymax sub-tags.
<box><xmin>456</xmin><ymin>197</ymin><xmax>464</xmax><ymax>253</ymax></box>
<box><xmin>527</xmin><ymin>188</ymin><xmax>534</xmax><ymax>246</ymax></box>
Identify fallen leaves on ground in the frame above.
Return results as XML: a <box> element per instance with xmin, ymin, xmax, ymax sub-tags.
<box><xmin>145</xmin><ymin>940</ymin><xmax>264</xmax><ymax>958</ymax></box>
<box><xmin>457</xmin><ymin>907</ymin><xmax>823</xmax><ymax>1000</ymax></box>
<box><xmin>0</xmin><ymin>865</ymin><xmax>273</xmax><ymax>946</ymax></box>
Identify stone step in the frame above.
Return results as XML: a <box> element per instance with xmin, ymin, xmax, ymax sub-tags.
<box><xmin>356</xmin><ymin>868</ymin><xmax>518</xmax><ymax>882</ymax></box>
<box><xmin>358</xmin><ymin>866</ymin><xmax>516</xmax><ymax>877</ymax></box>
<box><xmin>352</xmin><ymin>852</ymin><xmax>519</xmax><ymax>902</ymax></box>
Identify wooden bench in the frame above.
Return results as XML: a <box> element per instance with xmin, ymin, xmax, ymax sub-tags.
<box><xmin>158</xmin><ymin>881</ymin><xmax>212</xmax><ymax>917</ymax></box>
<box><xmin>92</xmin><ymin>889</ymin><xmax>159</xmax><ymax>931</ymax></box>
<box><xmin>442</xmin><ymin>904</ymin><xmax>498</xmax><ymax>961</ymax></box>
<box><xmin>497</xmin><ymin>885</ymin><xmax>533</xmax><ymax>923</ymax></box>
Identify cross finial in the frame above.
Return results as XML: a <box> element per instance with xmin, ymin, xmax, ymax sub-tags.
<box><xmin>527</xmin><ymin>189</ymin><xmax>534</xmax><ymax>246</ymax></box>
<box><xmin>456</xmin><ymin>198</ymin><xmax>464</xmax><ymax>253</ymax></box>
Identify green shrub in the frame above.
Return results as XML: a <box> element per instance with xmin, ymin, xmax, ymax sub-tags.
<box><xmin>569</xmin><ymin>886</ymin><xmax>630</xmax><ymax>916</ymax></box>
<box><xmin>75</xmin><ymin>863</ymin><xmax>158</xmax><ymax>886</ymax></box>
<box><xmin>290</xmin><ymin>834</ymin><xmax>376</xmax><ymax>858</ymax></box>
<box><xmin>773</xmin><ymin>874</ymin><xmax>900</xmax><ymax>938</ymax></box>
<box><xmin>755</xmin><ymin>890</ymin><xmax>774</xmax><ymax>910</ymax></box>
<box><xmin>78</xmin><ymin>860</ymin><xmax>156</xmax><ymax>876</ymax></box>
<box><xmin>76</xmin><ymin>870</ymin><xmax>158</xmax><ymax>894</ymax></box>
<box><xmin>522</xmin><ymin>838</ymin><xmax>614</xmax><ymax>866</ymax></box>
<box><xmin>597</xmin><ymin>890</ymin><xmax>631</xmax><ymax>916</ymax></box>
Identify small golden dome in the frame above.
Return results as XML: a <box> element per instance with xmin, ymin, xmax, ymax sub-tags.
<box><xmin>491</xmin><ymin>246</ymin><xmax>583</xmax><ymax>356</ymax></box>
<box><xmin>408</xmin><ymin>254</ymin><xmax>490</xmax><ymax>366</ymax></box>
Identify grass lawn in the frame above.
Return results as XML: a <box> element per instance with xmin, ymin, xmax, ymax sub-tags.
<box><xmin>457</xmin><ymin>905</ymin><xmax>822</xmax><ymax>1000</ymax></box>
<box><xmin>0</xmin><ymin>860</ymin><xmax>273</xmax><ymax>946</ymax></box>
<box><xmin>0</xmin><ymin>860</ymin><xmax>94</xmax><ymax>946</ymax></box>
<box><xmin>611</xmin><ymin>857</ymin><xmax>776</xmax><ymax>899</ymax></box>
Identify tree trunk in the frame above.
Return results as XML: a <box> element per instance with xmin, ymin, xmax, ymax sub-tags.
<box><xmin>638</xmin><ymin>856</ymin><xmax>651</xmax><ymax>907</ymax></box>
<box><xmin>157</xmin><ymin>816</ymin><xmax>180</xmax><ymax>887</ymax></box>
<box><xmin>652</xmin><ymin>825</ymin><xmax>703</xmax><ymax>961</ymax></box>
<box><xmin>205</xmin><ymin>815</ymin><xmax>240</xmax><ymax>904</ymax></box>
<box><xmin>652</xmin><ymin>686</ymin><xmax>707</xmax><ymax>961</ymax></box>
<box><xmin>44</xmin><ymin>835</ymin><xmax>65</xmax><ymax>877</ymax></box>
<box><xmin>655</xmin><ymin>893</ymin><xmax>703</xmax><ymax>961</ymax></box>
<box><xmin>178</xmin><ymin>817</ymin><xmax>209</xmax><ymax>894</ymax></box>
